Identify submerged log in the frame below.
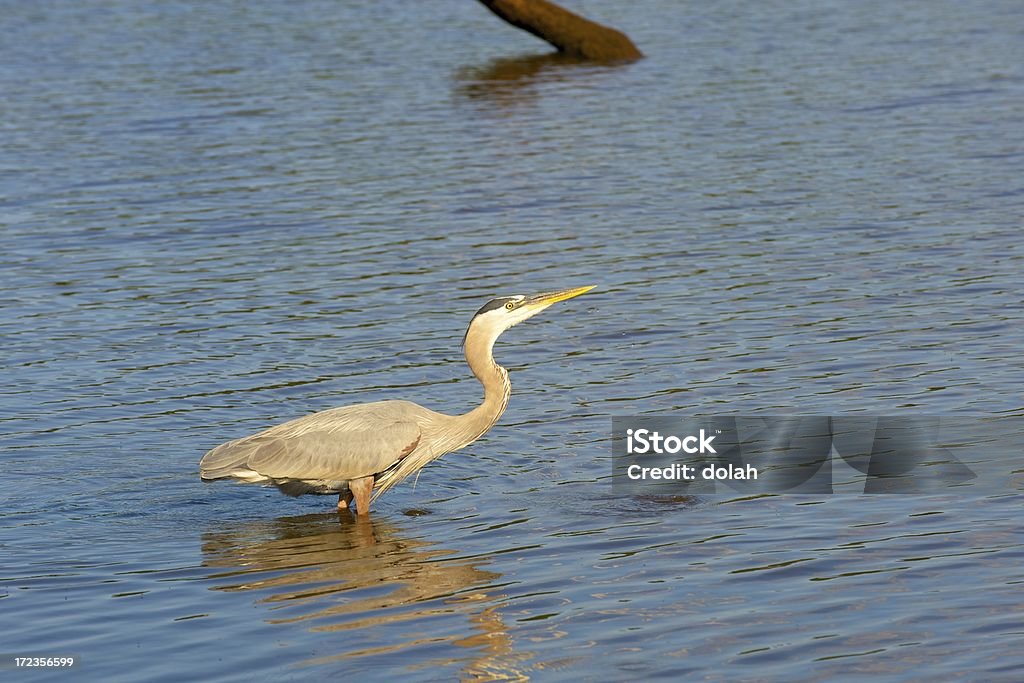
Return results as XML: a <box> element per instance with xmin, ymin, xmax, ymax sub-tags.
<box><xmin>476</xmin><ymin>0</ymin><xmax>643</xmax><ymax>62</ymax></box>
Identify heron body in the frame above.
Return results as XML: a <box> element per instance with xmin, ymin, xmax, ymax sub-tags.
<box><xmin>199</xmin><ymin>285</ymin><xmax>594</xmax><ymax>514</ymax></box>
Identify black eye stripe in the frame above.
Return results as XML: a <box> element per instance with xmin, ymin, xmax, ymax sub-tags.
<box><xmin>474</xmin><ymin>297</ymin><xmax>517</xmax><ymax>317</ymax></box>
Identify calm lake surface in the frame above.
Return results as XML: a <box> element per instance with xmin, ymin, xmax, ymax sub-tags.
<box><xmin>3</xmin><ymin>1</ymin><xmax>1023</xmax><ymax>680</ymax></box>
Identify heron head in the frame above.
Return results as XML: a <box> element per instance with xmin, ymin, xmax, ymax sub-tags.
<box><xmin>466</xmin><ymin>285</ymin><xmax>595</xmax><ymax>346</ymax></box>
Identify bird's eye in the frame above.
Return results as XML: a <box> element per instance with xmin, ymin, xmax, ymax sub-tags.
<box><xmin>504</xmin><ymin>302</ymin><xmax>515</xmax><ymax>310</ymax></box>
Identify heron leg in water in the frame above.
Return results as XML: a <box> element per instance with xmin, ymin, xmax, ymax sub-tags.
<box><xmin>337</xmin><ymin>489</ymin><xmax>354</xmax><ymax>510</ymax></box>
<box><xmin>349</xmin><ymin>475</ymin><xmax>374</xmax><ymax>515</ymax></box>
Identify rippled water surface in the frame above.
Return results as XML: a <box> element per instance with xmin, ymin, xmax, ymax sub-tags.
<box><xmin>3</xmin><ymin>1</ymin><xmax>1023</xmax><ymax>680</ymax></box>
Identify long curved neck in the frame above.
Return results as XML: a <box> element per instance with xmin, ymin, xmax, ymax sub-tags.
<box><xmin>457</xmin><ymin>322</ymin><xmax>511</xmax><ymax>444</ymax></box>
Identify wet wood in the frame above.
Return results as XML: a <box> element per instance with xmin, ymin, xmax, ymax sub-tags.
<box><xmin>477</xmin><ymin>0</ymin><xmax>642</xmax><ymax>62</ymax></box>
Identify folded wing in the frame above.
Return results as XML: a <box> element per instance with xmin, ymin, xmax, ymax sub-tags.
<box><xmin>200</xmin><ymin>421</ymin><xmax>421</xmax><ymax>483</ymax></box>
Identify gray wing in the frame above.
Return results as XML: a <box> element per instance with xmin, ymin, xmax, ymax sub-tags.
<box><xmin>200</xmin><ymin>421</ymin><xmax>421</xmax><ymax>482</ymax></box>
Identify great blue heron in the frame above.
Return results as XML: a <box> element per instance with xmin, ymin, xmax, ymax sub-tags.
<box><xmin>200</xmin><ymin>285</ymin><xmax>594</xmax><ymax>514</ymax></box>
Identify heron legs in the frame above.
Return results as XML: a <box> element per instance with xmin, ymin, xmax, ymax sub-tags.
<box><xmin>337</xmin><ymin>489</ymin><xmax>354</xmax><ymax>510</ymax></box>
<box><xmin>348</xmin><ymin>475</ymin><xmax>374</xmax><ymax>516</ymax></box>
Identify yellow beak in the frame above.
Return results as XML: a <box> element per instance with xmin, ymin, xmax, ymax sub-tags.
<box><xmin>525</xmin><ymin>285</ymin><xmax>596</xmax><ymax>308</ymax></box>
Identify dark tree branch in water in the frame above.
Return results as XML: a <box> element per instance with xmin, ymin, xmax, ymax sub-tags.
<box><xmin>476</xmin><ymin>0</ymin><xmax>642</xmax><ymax>62</ymax></box>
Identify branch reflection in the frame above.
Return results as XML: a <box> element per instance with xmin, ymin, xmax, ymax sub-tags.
<box><xmin>454</xmin><ymin>52</ymin><xmax>593</xmax><ymax>111</ymax></box>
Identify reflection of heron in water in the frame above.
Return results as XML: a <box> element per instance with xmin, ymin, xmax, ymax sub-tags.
<box><xmin>201</xmin><ymin>513</ymin><xmax>529</xmax><ymax>679</ymax></box>
<box><xmin>200</xmin><ymin>287</ymin><xmax>594</xmax><ymax>514</ymax></box>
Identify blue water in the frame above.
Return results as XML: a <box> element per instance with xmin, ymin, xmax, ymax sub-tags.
<box><xmin>2</xmin><ymin>1</ymin><xmax>1023</xmax><ymax>680</ymax></box>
